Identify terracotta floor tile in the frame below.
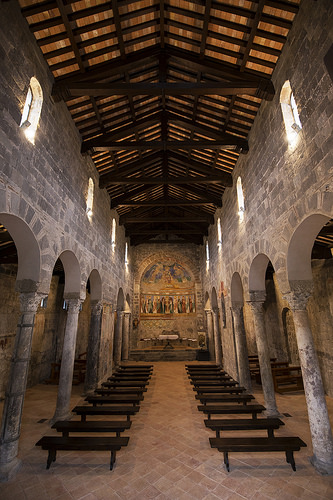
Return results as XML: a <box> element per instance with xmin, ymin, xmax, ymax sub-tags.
<box><xmin>0</xmin><ymin>361</ymin><xmax>333</xmax><ymax>500</ymax></box>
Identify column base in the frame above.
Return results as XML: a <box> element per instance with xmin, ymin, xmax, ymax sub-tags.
<box><xmin>310</xmin><ymin>454</ymin><xmax>333</xmax><ymax>475</ymax></box>
<box><xmin>0</xmin><ymin>457</ymin><xmax>22</xmax><ymax>482</ymax></box>
<box><xmin>263</xmin><ymin>409</ymin><xmax>283</xmax><ymax>418</ymax></box>
<box><xmin>49</xmin><ymin>411</ymin><xmax>73</xmax><ymax>426</ymax></box>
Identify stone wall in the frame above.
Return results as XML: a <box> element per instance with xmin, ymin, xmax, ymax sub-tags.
<box><xmin>0</xmin><ymin>1</ymin><xmax>133</xmax><ymax>394</ymax></box>
<box><xmin>201</xmin><ymin>0</ymin><xmax>333</xmax><ymax>391</ymax></box>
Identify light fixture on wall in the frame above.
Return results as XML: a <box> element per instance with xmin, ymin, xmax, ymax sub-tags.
<box><xmin>40</xmin><ymin>296</ymin><xmax>48</xmax><ymax>308</ymax></box>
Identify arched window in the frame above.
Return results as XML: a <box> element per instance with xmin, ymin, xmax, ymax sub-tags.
<box><xmin>205</xmin><ymin>240</ymin><xmax>210</xmax><ymax>271</ymax></box>
<box><xmin>236</xmin><ymin>177</ymin><xmax>245</xmax><ymax>221</ymax></box>
<box><xmin>111</xmin><ymin>218</ymin><xmax>116</xmax><ymax>251</ymax></box>
<box><xmin>20</xmin><ymin>77</ymin><xmax>43</xmax><ymax>144</ymax></box>
<box><xmin>217</xmin><ymin>217</ymin><xmax>222</xmax><ymax>245</ymax></box>
<box><xmin>125</xmin><ymin>242</ymin><xmax>128</xmax><ymax>264</ymax></box>
<box><xmin>280</xmin><ymin>80</ymin><xmax>302</xmax><ymax>147</ymax></box>
<box><xmin>86</xmin><ymin>178</ymin><xmax>94</xmax><ymax>218</ymax></box>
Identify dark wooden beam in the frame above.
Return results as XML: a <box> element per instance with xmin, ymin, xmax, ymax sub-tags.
<box><xmin>170</xmin><ymin>152</ymin><xmax>233</xmax><ymax>184</ymax></box>
<box><xmin>114</xmin><ymin>199</ymin><xmax>217</xmax><ymax>207</ymax></box>
<box><xmin>99</xmin><ymin>151</ymin><xmax>163</xmax><ymax>188</ymax></box>
<box><xmin>53</xmin><ymin>80</ymin><xmax>274</xmax><ymax>100</ymax></box>
<box><xmin>126</xmin><ymin>229</ymin><xmax>208</xmax><ymax>235</ymax></box>
<box><xmin>89</xmin><ymin>138</ymin><xmax>248</xmax><ymax>153</ymax></box>
<box><xmin>101</xmin><ymin>174</ymin><xmax>231</xmax><ymax>185</ymax></box>
<box><xmin>121</xmin><ymin>216</ymin><xmax>212</xmax><ymax>224</ymax></box>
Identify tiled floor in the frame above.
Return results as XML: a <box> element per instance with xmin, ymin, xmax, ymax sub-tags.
<box><xmin>1</xmin><ymin>361</ymin><xmax>333</xmax><ymax>499</ymax></box>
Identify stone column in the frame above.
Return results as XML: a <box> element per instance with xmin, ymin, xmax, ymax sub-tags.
<box><xmin>205</xmin><ymin>309</ymin><xmax>215</xmax><ymax>362</ymax></box>
<box><xmin>212</xmin><ymin>307</ymin><xmax>222</xmax><ymax>366</ymax></box>
<box><xmin>0</xmin><ymin>291</ymin><xmax>44</xmax><ymax>481</ymax></box>
<box><xmin>84</xmin><ymin>300</ymin><xmax>103</xmax><ymax>395</ymax></box>
<box><xmin>287</xmin><ymin>281</ymin><xmax>333</xmax><ymax>475</ymax></box>
<box><xmin>113</xmin><ymin>308</ymin><xmax>124</xmax><ymax>368</ymax></box>
<box><xmin>248</xmin><ymin>292</ymin><xmax>279</xmax><ymax>416</ymax></box>
<box><xmin>121</xmin><ymin>312</ymin><xmax>131</xmax><ymax>362</ymax></box>
<box><xmin>231</xmin><ymin>303</ymin><xmax>252</xmax><ymax>391</ymax></box>
<box><xmin>50</xmin><ymin>298</ymin><xmax>82</xmax><ymax>424</ymax></box>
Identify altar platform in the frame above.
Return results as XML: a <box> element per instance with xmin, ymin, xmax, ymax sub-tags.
<box><xmin>129</xmin><ymin>346</ymin><xmax>199</xmax><ymax>362</ymax></box>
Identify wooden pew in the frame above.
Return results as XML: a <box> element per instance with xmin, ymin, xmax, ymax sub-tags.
<box><xmin>209</xmin><ymin>436</ymin><xmax>306</xmax><ymax>471</ymax></box>
<box><xmin>102</xmin><ymin>381</ymin><xmax>148</xmax><ymax>388</ymax></box>
<box><xmin>72</xmin><ymin>405</ymin><xmax>140</xmax><ymax>421</ymax></box>
<box><xmin>194</xmin><ymin>386</ymin><xmax>246</xmax><ymax>394</ymax></box>
<box><xmin>95</xmin><ymin>387</ymin><xmax>147</xmax><ymax>395</ymax></box>
<box><xmin>119</xmin><ymin>364</ymin><xmax>153</xmax><ymax>369</ymax></box>
<box><xmin>189</xmin><ymin>375</ymin><xmax>232</xmax><ymax>380</ymax></box>
<box><xmin>204</xmin><ymin>418</ymin><xmax>285</xmax><ymax>438</ymax></box>
<box><xmin>272</xmin><ymin>366</ymin><xmax>303</xmax><ymax>394</ymax></box>
<box><xmin>52</xmin><ymin>420</ymin><xmax>131</xmax><ymax>437</ymax></box>
<box><xmin>198</xmin><ymin>404</ymin><xmax>266</xmax><ymax>419</ymax></box>
<box><xmin>192</xmin><ymin>380</ymin><xmax>239</xmax><ymax>387</ymax></box>
<box><xmin>35</xmin><ymin>436</ymin><xmax>129</xmax><ymax>470</ymax></box>
<box><xmin>108</xmin><ymin>375</ymin><xmax>150</xmax><ymax>382</ymax></box>
<box><xmin>196</xmin><ymin>394</ymin><xmax>255</xmax><ymax>405</ymax></box>
<box><xmin>85</xmin><ymin>395</ymin><xmax>143</xmax><ymax>407</ymax></box>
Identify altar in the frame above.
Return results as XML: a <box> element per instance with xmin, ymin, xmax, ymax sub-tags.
<box><xmin>158</xmin><ymin>334</ymin><xmax>179</xmax><ymax>349</ymax></box>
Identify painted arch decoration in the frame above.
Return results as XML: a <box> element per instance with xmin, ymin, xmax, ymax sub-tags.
<box><xmin>140</xmin><ymin>261</ymin><xmax>196</xmax><ymax>318</ymax></box>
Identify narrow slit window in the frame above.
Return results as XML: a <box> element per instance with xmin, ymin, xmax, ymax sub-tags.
<box><xmin>20</xmin><ymin>77</ymin><xmax>43</xmax><ymax>144</ymax></box>
<box><xmin>236</xmin><ymin>177</ymin><xmax>245</xmax><ymax>221</ymax></box>
<box><xmin>86</xmin><ymin>178</ymin><xmax>94</xmax><ymax>218</ymax></box>
<box><xmin>111</xmin><ymin>218</ymin><xmax>116</xmax><ymax>251</ymax></box>
<box><xmin>280</xmin><ymin>80</ymin><xmax>302</xmax><ymax>147</ymax></box>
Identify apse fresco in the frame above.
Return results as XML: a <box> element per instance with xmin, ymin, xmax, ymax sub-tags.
<box><xmin>142</xmin><ymin>262</ymin><xmax>192</xmax><ymax>287</ymax></box>
<box><xmin>140</xmin><ymin>262</ymin><xmax>196</xmax><ymax>317</ymax></box>
<box><xmin>140</xmin><ymin>294</ymin><xmax>196</xmax><ymax>316</ymax></box>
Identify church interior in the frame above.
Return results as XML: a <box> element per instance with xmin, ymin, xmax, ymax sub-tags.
<box><xmin>1</xmin><ymin>0</ymin><xmax>333</xmax><ymax>497</ymax></box>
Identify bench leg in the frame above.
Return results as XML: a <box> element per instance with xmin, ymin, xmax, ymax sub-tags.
<box><xmin>216</xmin><ymin>430</ymin><xmax>220</xmax><ymax>438</ymax></box>
<box><xmin>110</xmin><ymin>450</ymin><xmax>116</xmax><ymax>470</ymax></box>
<box><xmin>285</xmin><ymin>451</ymin><xmax>296</xmax><ymax>471</ymax></box>
<box><xmin>46</xmin><ymin>449</ymin><xmax>57</xmax><ymax>469</ymax></box>
<box><xmin>267</xmin><ymin>428</ymin><xmax>274</xmax><ymax>438</ymax></box>
<box><xmin>81</xmin><ymin>415</ymin><xmax>86</xmax><ymax>422</ymax></box>
<box><xmin>223</xmin><ymin>452</ymin><xmax>230</xmax><ymax>472</ymax></box>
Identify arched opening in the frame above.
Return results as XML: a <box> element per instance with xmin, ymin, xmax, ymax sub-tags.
<box><xmin>287</xmin><ymin>214</ymin><xmax>333</xmax><ymax>396</ymax></box>
<box><xmin>0</xmin><ymin>215</ymin><xmax>41</xmax><ymax>399</ymax></box>
<box><xmin>280</xmin><ymin>80</ymin><xmax>302</xmax><ymax>148</ymax></box>
<box><xmin>20</xmin><ymin>76</ymin><xmax>43</xmax><ymax>144</ymax></box>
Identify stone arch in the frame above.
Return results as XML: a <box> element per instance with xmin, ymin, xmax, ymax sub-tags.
<box><xmin>88</xmin><ymin>269</ymin><xmax>102</xmax><ymax>302</ymax></box>
<box><xmin>249</xmin><ymin>253</ymin><xmax>271</xmax><ymax>292</ymax></box>
<box><xmin>230</xmin><ymin>272</ymin><xmax>244</xmax><ymax>305</ymax></box>
<box><xmin>287</xmin><ymin>214</ymin><xmax>330</xmax><ymax>282</ymax></box>
<box><xmin>125</xmin><ymin>293</ymin><xmax>131</xmax><ymax>312</ymax></box>
<box><xmin>116</xmin><ymin>288</ymin><xmax>125</xmax><ymax>310</ymax></box>
<box><xmin>0</xmin><ymin>213</ymin><xmax>41</xmax><ymax>289</ymax></box>
<box><xmin>204</xmin><ymin>291</ymin><xmax>211</xmax><ymax>309</ymax></box>
<box><xmin>211</xmin><ymin>287</ymin><xmax>218</xmax><ymax>309</ymax></box>
<box><xmin>58</xmin><ymin>250</ymin><xmax>81</xmax><ymax>297</ymax></box>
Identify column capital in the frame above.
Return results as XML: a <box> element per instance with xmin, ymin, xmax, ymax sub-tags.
<box><xmin>66</xmin><ymin>297</ymin><xmax>83</xmax><ymax>314</ymax></box>
<box><xmin>19</xmin><ymin>291</ymin><xmax>46</xmax><ymax>312</ymax></box>
<box><xmin>231</xmin><ymin>301</ymin><xmax>243</xmax><ymax>313</ymax></box>
<box><xmin>91</xmin><ymin>300</ymin><xmax>103</xmax><ymax>315</ymax></box>
<box><xmin>284</xmin><ymin>280</ymin><xmax>313</xmax><ymax>311</ymax></box>
<box><xmin>123</xmin><ymin>311</ymin><xmax>131</xmax><ymax>317</ymax></box>
<box><xmin>248</xmin><ymin>290</ymin><xmax>266</xmax><ymax>304</ymax></box>
<box><xmin>204</xmin><ymin>308</ymin><xmax>213</xmax><ymax>316</ymax></box>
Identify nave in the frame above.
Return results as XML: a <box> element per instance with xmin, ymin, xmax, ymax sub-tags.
<box><xmin>0</xmin><ymin>362</ymin><xmax>333</xmax><ymax>500</ymax></box>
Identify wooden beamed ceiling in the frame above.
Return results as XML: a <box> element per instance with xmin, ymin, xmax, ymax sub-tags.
<box><xmin>19</xmin><ymin>0</ymin><xmax>302</xmax><ymax>245</ymax></box>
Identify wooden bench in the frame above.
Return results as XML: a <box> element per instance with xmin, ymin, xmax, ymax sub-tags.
<box><xmin>35</xmin><ymin>436</ymin><xmax>129</xmax><ymax>470</ymax></box>
<box><xmin>72</xmin><ymin>405</ymin><xmax>140</xmax><ymax>421</ymax></box>
<box><xmin>85</xmin><ymin>395</ymin><xmax>143</xmax><ymax>406</ymax></box>
<box><xmin>189</xmin><ymin>375</ymin><xmax>232</xmax><ymax>380</ymax></box>
<box><xmin>95</xmin><ymin>387</ymin><xmax>147</xmax><ymax>395</ymax></box>
<box><xmin>198</xmin><ymin>404</ymin><xmax>266</xmax><ymax>419</ymax></box>
<box><xmin>108</xmin><ymin>375</ymin><xmax>150</xmax><ymax>382</ymax></box>
<box><xmin>204</xmin><ymin>418</ymin><xmax>285</xmax><ymax>438</ymax></box>
<box><xmin>209</xmin><ymin>436</ymin><xmax>306</xmax><ymax>471</ymax></box>
<box><xmin>196</xmin><ymin>394</ymin><xmax>255</xmax><ymax>405</ymax></box>
<box><xmin>272</xmin><ymin>366</ymin><xmax>303</xmax><ymax>394</ymax></box>
<box><xmin>186</xmin><ymin>364</ymin><xmax>220</xmax><ymax>368</ymax></box>
<box><xmin>192</xmin><ymin>380</ymin><xmax>238</xmax><ymax>387</ymax></box>
<box><xmin>102</xmin><ymin>380</ymin><xmax>148</xmax><ymax>388</ymax></box>
<box><xmin>52</xmin><ymin>420</ymin><xmax>131</xmax><ymax>437</ymax></box>
<box><xmin>194</xmin><ymin>386</ymin><xmax>246</xmax><ymax>394</ymax></box>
